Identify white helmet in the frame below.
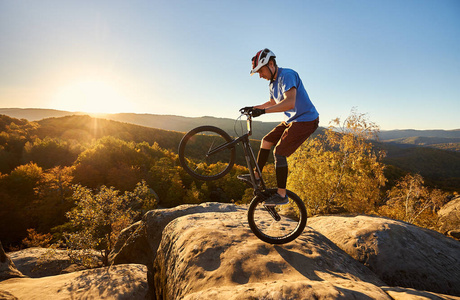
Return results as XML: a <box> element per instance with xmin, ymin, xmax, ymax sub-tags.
<box><xmin>250</xmin><ymin>48</ymin><xmax>276</xmax><ymax>75</ymax></box>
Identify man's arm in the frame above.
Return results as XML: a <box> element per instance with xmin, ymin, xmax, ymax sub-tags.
<box><xmin>255</xmin><ymin>98</ymin><xmax>276</xmax><ymax>110</ymax></box>
<box><xmin>265</xmin><ymin>87</ymin><xmax>296</xmax><ymax>113</ymax></box>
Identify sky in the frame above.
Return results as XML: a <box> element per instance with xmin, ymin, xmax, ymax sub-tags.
<box><xmin>0</xmin><ymin>0</ymin><xmax>459</xmax><ymax>130</ymax></box>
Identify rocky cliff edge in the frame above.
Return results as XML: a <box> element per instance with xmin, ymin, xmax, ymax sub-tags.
<box><xmin>2</xmin><ymin>202</ymin><xmax>460</xmax><ymax>299</ymax></box>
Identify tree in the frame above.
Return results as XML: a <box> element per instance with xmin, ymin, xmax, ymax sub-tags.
<box><xmin>23</xmin><ymin>137</ymin><xmax>80</xmax><ymax>169</ymax></box>
<box><xmin>8</xmin><ymin>162</ymin><xmax>43</xmax><ymax>195</ymax></box>
<box><xmin>64</xmin><ymin>182</ymin><xmax>157</xmax><ymax>266</ymax></box>
<box><xmin>0</xmin><ymin>115</ymin><xmax>38</xmax><ymax>173</ymax></box>
<box><xmin>288</xmin><ymin>110</ymin><xmax>387</xmax><ymax>215</ymax></box>
<box><xmin>30</xmin><ymin>166</ymin><xmax>75</xmax><ymax>233</ymax></box>
<box><xmin>0</xmin><ymin>163</ymin><xmax>43</xmax><ymax>245</ymax></box>
<box><xmin>73</xmin><ymin>137</ymin><xmax>153</xmax><ymax>191</ymax></box>
<box><xmin>378</xmin><ymin>173</ymin><xmax>447</xmax><ymax>228</ymax></box>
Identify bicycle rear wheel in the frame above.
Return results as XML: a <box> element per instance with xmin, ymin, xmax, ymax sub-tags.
<box><xmin>248</xmin><ymin>189</ymin><xmax>307</xmax><ymax>244</ymax></box>
<box><xmin>178</xmin><ymin>126</ymin><xmax>236</xmax><ymax>181</ymax></box>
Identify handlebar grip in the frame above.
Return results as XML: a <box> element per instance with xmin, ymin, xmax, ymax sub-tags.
<box><xmin>239</xmin><ymin>106</ymin><xmax>254</xmax><ymax>114</ymax></box>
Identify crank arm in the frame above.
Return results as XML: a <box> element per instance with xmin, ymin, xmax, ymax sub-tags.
<box><xmin>264</xmin><ymin>205</ymin><xmax>281</xmax><ymax>221</ymax></box>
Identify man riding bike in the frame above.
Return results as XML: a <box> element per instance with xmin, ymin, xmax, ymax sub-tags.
<box><xmin>239</xmin><ymin>48</ymin><xmax>319</xmax><ymax>206</ymax></box>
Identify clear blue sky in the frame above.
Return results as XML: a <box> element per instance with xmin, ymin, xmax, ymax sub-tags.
<box><xmin>1</xmin><ymin>0</ymin><xmax>459</xmax><ymax>130</ymax></box>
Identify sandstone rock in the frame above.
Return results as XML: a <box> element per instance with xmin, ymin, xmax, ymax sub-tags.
<box><xmin>0</xmin><ymin>289</ymin><xmax>18</xmax><ymax>300</ymax></box>
<box><xmin>152</xmin><ymin>211</ymin><xmax>392</xmax><ymax>299</ymax></box>
<box><xmin>438</xmin><ymin>196</ymin><xmax>460</xmax><ymax>237</ymax></box>
<box><xmin>110</xmin><ymin>202</ymin><xmax>243</xmax><ymax>266</ymax></box>
<box><xmin>0</xmin><ymin>242</ymin><xmax>24</xmax><ymax>281</ymax></box>
<box><xmin>8</xmin><ymin>247</ymin><xmax>103</xmax><ymax>278</ymax></box>
<box><xmin>8</xmin><ymin>247</ymin><xmax>74</xmax><ymax>278</ymax></box>
<box><xmin>381</xmin><ymin>286</ymin><xmax>460</xmax><ymax>300</ymax></box>
<box><xmin>0</xmin><ymin>264</ymin><xmax>149</xmax><ymax>300</ymax></box>
<box><xmin>308</xmin><ymin>215</ymin><xmax>460</xmax><ymax>296</ymax></box>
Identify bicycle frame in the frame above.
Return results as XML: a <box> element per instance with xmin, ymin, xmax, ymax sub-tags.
<box><xmin>206</xmin><ymin>113</ymin><xmax>266</xmax><ymax>192</ymax></box>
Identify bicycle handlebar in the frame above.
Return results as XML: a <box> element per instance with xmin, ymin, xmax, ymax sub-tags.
<box><xmin>239</xmin><ymin>107</ymin><xmax>254</xmax><ymax>116</ymax></box>
<box><xmin>237</xmin><ymin>108</ymin><xmax>253</xmax><ymax>136</ymax></box>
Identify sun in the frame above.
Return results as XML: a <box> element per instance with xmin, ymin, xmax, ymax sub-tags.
<box><xmin>51</xmin><ymin>79</ymin><xmax>132</xmax><ymax>114</ymax></box>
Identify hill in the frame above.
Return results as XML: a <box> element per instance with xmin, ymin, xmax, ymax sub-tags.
<box><xmin>0</xmin><ymin>108</ymin><xmax>84</xmax><ymax>121</ymax></box>
<box><xmin>3</xmin><ymin>108</ymin><xmax>460</xmax><ymax>148</ymax></box>
<box><xmin>1</xmin><ymin>111</ymin><xmax>459</xmax><ymax>191</ymax></box>
<box><xmin>34</xmin><ymin>115</ymin><xmax>262</xmax><ymax>167</ymax></box>
<box><xmin>0</xmin><ymin>108</ymin><xmax>283</xmax><ymax>140</ymax></box>
<box><xmin>108</xmin><ymin>113</ymin><xmax>284</xmax><ymax>141</ymax></box>
<box><xmin>35</xmin><ymin>115</ymin><xmax>460</xmax><ymax>191</ymax></box>
<box><xmin>378</xmin><ymin>129</ymin><xmax>460</xmax><ymax>152</ymax></box>
<box><xmin>379</xmin><ymin>129</ymin><xmax>460</xmax><ymax>140</ymax></box>
<box><xmin>36</xmin><ymin>115</ymin><xmax>184</xmax><ymax>153</ymax></box>
<box><xmin>380</xmin><ymin>142</ymin><xmax>460</xmax><ymax>189</ymax></box>
<box><xmin>382</xmin><ymin>136</ymin><xmax>460</xmax><ymax>152</ymax></box>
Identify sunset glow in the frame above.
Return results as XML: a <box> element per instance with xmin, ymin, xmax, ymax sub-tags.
<box><xmin>51</xmin><ymin>79</ymin><xmax>132</xmax><ymax>114</ymax></box>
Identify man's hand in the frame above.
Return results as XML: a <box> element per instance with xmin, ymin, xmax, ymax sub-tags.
<box><xmin>251</xmin><ymin>108</ymin><xmax>265</xmax><ymax>118</ymax></box>
<box><xmin>239</xmin><ymin>106</ymin><xmax>254</xmax><ymax>114</ymax></box>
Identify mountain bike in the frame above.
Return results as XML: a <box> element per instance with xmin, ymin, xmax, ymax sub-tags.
<box><xmin>178</xmin><ymin>108</ymin><xmax>307</xmax><ymax>244</ymax></box>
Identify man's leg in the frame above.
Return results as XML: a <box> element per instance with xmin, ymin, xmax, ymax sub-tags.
<box><xmin>238</xmin><ymin>122</ymin><xmax>286</xmax><ymax>185</ymax></box>
<box><xmin>274</xmin><ymin>154</ymin><xmax>288</xmax><ymax>197</ymax></box>
<box><xmin>265</xmin><ymin>119</ymin><xmax>319</xmax><ymax>205</ymax></box>
<box><xmin>254</xmin><ymin>140</ymin><xmax>273</xmax><ymax>178</ymax></box>
<box><xmin>263</xmin><ymin>153</ymin><xmax>289</xmax><ymax>205</ymax></box>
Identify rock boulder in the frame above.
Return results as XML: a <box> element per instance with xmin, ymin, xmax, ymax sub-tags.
<box><xmin>0</xmin><ymin>242</ymin><xmax>24</xmax><ymax>281</ymax></box>
<box><xmin>438</xmin><ymin>196</ymin><xmax>460</xmax><ymax>239</ymax></box>
<box><xmin>152</xmin><ymin>211</ymin><xmax>390</xmax><ymax>299</ymax></box>
<box><xmin>307</xmin><ymin>215</ymin><xmax>460</xmax><ymax>296</ymax></box>
<box><xmin>110</xmin><ymin>202</ymin><xmax>243</xmax><ymax>266</ymax></box>
<box><xmin>4</xmin><ymin>202</ymin><xmax>460</xmax><ymax>299</ymax></box>
<box><xmin>7</xmin><ymin>247</ymin><xmax>90</xmax><ymax>278</ymax></box>
<box><xmin>0</xmin><ymin>264</ymin><xmax>149</xmax><ymax>299</ymax></box>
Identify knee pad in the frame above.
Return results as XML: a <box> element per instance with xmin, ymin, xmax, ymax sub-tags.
<box><xmin>274</xmin><ymin>154</ymin><xmax>288</xmax><ymax>168</ymax></box>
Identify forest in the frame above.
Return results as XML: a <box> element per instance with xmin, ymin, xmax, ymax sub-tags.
<box><xmin>0</xmin><ymin>113</ymin><xmax>458</xmax><ymax>262</ymax></box>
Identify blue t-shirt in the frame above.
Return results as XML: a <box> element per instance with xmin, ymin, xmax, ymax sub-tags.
<box><xmin>269</xmin><ymin>68</ymin><xmax>319</xmax><ymax>123</ymax></box>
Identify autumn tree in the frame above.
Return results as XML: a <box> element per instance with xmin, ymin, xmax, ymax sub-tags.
<box><xmin>288</xmin><ymin>110</ymin><xmax>387</xmax><ymax>215</ymax></box>
<box><xmin>0</xmin><ymin>115</ymin><xmax>38</xmax><ymax>173</ymax></box>
<box><xmin>0</xmin><ymin>163</ymin><xmax>43</xmax><ymax>245</ymax></box>
<box><xmin>64</xmin><ymin>181</ymin><xmax>157</xmax><ymax>266</ymax></box>
<box><xmin>73</xmin><ymin>137</ymin><xmax>155</xmax><ymax>191</ymax></box>
<box><xmin>23</xmin><ymin>137</ymin><xmax>81</xmax><ymax>169</ymax></box>
<box><xmin>378</xmin><ymin>173</ymin><xmax>447</xmax><ymax>228</ymax></box>
<box><xmin>29</xmin><ymin>166</ymin><xmax>75</xmax><ymax>233</ymax></box>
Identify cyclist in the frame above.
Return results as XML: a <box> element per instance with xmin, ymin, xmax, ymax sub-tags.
<box><xmin>239</xmin><ymin>48</ymin><xmax>319</xmax><ymax>206</ymax></box>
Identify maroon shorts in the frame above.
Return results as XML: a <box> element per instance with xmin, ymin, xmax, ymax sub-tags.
<box><xmin>263</xmin><ymin>118</ymin><xmax>319</xmax><ymax>157</ymax></box>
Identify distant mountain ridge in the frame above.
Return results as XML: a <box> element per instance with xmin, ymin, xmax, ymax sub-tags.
<box><xmin>1</xmin><ymin>108</ymin><xmax>459</xmax><ymax>141</ymax></box>
<box><xmin>379</xmin><ymin>129</ymin><xmax>460</xmax><ymax>140</ymax></box>
<box><xmin>0</xmin><ymin>108</ymin><xmax>281</xmax><ymax>140</ymax></box>
<box><xmin>0</xmin><ymin>108</ymin><xmax>86</xmax><ymax>121</ymax></box>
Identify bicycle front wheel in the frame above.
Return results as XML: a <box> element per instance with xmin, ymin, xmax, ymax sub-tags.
<box><xmin>248</xmin><ymin>189</ymin><xmax>307</xmax><ymax>244</ymax></box>
<box><xmin>178</xmin><ymin>126</ymin><xmax>236</xmax><ymax>181</ymax></box>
